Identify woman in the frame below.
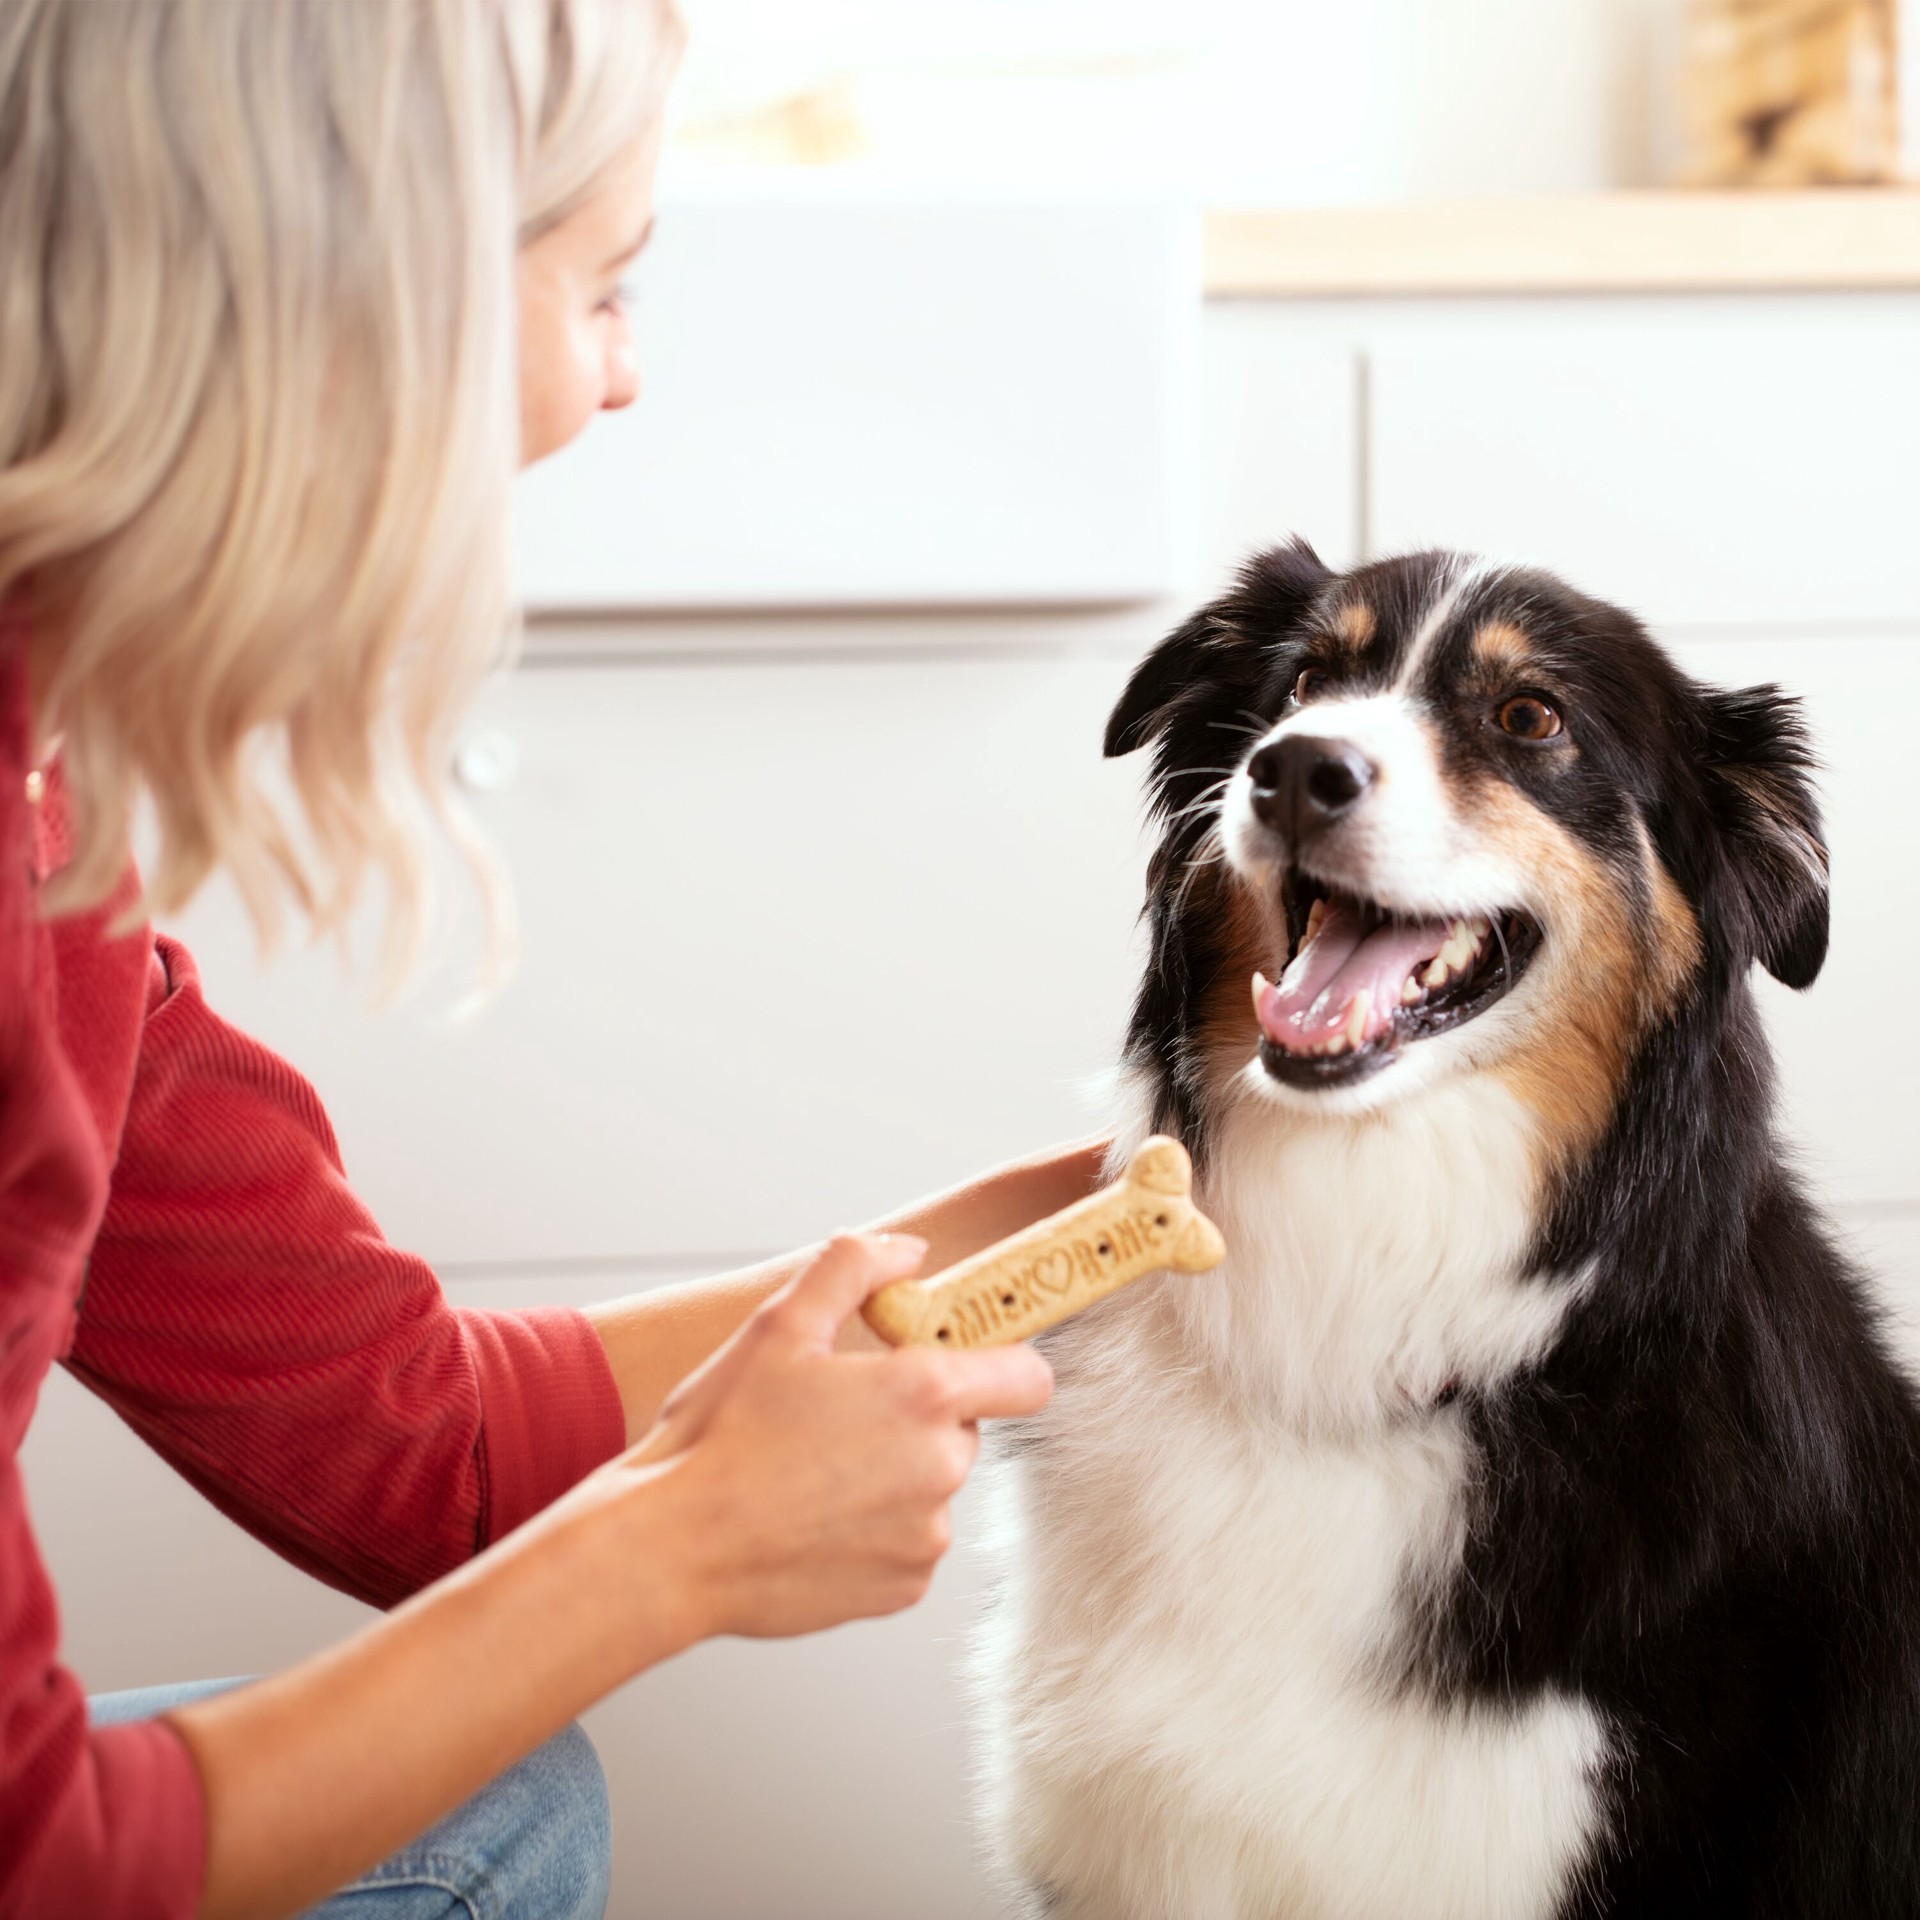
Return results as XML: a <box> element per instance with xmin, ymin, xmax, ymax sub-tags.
<box><xmin>0</xmin><ymin>3</ymin><xmax>1094</xmax><ymax>1915</ymax></box>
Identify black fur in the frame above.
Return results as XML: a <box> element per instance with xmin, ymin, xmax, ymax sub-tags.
<box><xmin>1107</xmin><ymin>543</ymin><xmax>1920</xmax><ymax>1916</ymax></box>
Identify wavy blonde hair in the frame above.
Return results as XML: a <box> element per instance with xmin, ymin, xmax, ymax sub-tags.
<box><xmin>0</xmin><ymin>0</ymin><xmax>680</xmax><ymax>973</ymax></box>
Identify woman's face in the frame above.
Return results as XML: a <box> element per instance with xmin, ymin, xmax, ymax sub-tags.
<box><xmin>516</xmin><ymin>129</ymin><xmax>660</xmax><ymax>468</ymax></box>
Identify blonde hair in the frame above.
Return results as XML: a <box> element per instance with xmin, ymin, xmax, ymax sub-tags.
<box><xmin>0</xmin><ymin>0</ymin><xmax>680</xmax><ymax>974</ymax></box>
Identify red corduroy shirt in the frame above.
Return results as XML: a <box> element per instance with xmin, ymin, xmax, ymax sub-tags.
<box><xmin>0</xmin><ymin>619</ymin><xmax>629</xmax><ymax>1917</ymax></box>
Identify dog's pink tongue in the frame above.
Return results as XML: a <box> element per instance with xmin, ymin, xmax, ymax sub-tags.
<box><xmin>1256</xmin><ymin>896</ymin><xmax>1447</xmax><ymax>1055</ymax></box>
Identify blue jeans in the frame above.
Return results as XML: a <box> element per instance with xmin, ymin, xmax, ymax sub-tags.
<box><xmin>90</xmin><ymin>1680</ymin><xmax>611</xmax><ymax>1920</ymax></box>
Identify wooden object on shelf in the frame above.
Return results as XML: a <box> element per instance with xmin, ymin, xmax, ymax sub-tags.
<box><xmin>1681</xmin><ymin>0</ymin><xmax>1907</xmax><ymax>185</ymax></box>
<box><xmin>863</xmin><ymin>1136</ymin><xmax>1226</xmax><ymax>1351</ymax></box>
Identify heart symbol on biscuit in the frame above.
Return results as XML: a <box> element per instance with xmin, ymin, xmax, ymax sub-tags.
<box><xmin>1030</xmin><ymin>1248</ymin><xmax>1075</xmax><ymax>1296</ymax></box>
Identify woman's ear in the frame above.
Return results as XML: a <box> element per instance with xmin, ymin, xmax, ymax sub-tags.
<box><xmin>1698</xmin><ymin>684</ymin><xmax>1829</xmax><ymax>990</ymax></box>
<box><xmin>1104</xmin><ymin>538</ymin><xmax>1333</xmax><ymax>760</ymax></box>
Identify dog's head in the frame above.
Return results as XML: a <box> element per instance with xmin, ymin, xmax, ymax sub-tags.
<box><xmin>1108</xmin><ymin>541</ymin><xmax>1828</xmax><ymax>1156</ymax></box>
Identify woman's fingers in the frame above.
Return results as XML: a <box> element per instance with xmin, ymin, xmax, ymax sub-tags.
<box><xmin>889</xmin><ymin>1345</ymin><xmax>1054</xmax><ymax>1427</ymax></box>
<box><xmin>768</xmin><ymin>1230</ymin><xmax>927</xmax><ymax>1348</ymax></box>
<box><xmin>771</xmin><ymin>1234</ymin><xmax>1053</xmax><ymax>1424</ymax></box>
<box><xmin>634</xmin><ymin>1231</ymin><xmax>921</xmax><ymax>1458</ymax></box>
<box><xmin>946</xmin><ymin>1343</ymin><xmax>1054</xmax><ymax>1423</ymax></box>
<box><xmin>612</xmin><ymin>1224</ymin><xmax>1055</xmax><ymax>1640</ymax></box>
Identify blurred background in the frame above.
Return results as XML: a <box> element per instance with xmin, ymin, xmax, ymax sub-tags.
<box><xmin>661</xmin><ymin>0</ymin><xmax>1666</xmax><ymax>199</ymax></box>
<box><xmin>26</xmin><ymin>2</ymin><xmax>1920</xmax><ymax>1915</ymax></box>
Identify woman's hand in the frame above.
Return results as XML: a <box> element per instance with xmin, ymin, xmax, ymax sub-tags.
<box><xmin>602</xmin><ymin>1231</ymin><xmax>1054</xmax><ymax>1642</ymax></box>
<box><xmin>587</xmin><ymin>1136</ymin><xmax>1110</xmax><ymax>1442</ymax></box>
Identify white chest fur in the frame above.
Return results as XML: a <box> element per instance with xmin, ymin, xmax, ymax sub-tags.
<box><xmin>971</xmin><ymin>1075</ymin><xmax>1609</xmax><ymax>1920</ymax></box>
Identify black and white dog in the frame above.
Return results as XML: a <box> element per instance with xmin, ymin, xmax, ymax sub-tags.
<box><xmin>974</xmin><ymin>542</ymin><xmax>1920</xmax><ymax>1918</ymax></box>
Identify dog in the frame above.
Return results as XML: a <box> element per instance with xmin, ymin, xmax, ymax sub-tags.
<box><xmin>972</xmin><ymin>541</ymin><xmax>1920</xmax><ymax>1918</ymax></box>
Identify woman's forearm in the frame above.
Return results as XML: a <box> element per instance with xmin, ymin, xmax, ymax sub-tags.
<box><xmin>168</xmin><ymin>1461</ymin><xmax>701</xmax><ymax>1920</ymax></box>
<box><xmin>171</xmin><ymin>1137</ymin><xmax>1112</xmax><ymax>1916</ymax></box>
<box><xmin>172</xmin><ymin>1224</ymin><xmax>1059</xmax><ymax>1920</ymax></box>
<box><xmin>585</xmin><ymin>1135</ymin><xmax>1111</xmax><ymax>1443</ymax></box>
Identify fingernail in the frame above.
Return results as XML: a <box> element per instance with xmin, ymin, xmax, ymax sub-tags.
<box><xmin>877</xmin><ymin>1233</ymin><xmax>928</xmax><ymax>1255</ymax></box>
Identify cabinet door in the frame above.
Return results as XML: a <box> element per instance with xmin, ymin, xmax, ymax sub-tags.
<box><xmin>1670</xmin><ymin>632</ymin><xmax>1920</xmax><ymax>1212</ymax></box>
<box><xmin>1369</xmin><ymin>305</ymin><xmax>1920</xmax><ymax>628</ymax></box>
<box><xmin>167</xmin><ymin>651</ymin><xmax>1153</xmax><ymax>1271</ymax></box>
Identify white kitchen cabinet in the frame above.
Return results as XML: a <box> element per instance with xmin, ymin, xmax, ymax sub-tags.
<box><xmin>1200</xmin><ymin>316</ymin><xmax>1361</xmax><ymax>586</ymax></box>
<box><xmin>1367</xmin><ymin>302</ymin><xmax>1920</xmax><ymax>629</ymax></box>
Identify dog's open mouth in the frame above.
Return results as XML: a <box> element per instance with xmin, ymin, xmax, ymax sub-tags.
<box><xmin>1252</xmin><ymin>876</ymin><xmax>1542</xmax><ymax>1089</ymax></box>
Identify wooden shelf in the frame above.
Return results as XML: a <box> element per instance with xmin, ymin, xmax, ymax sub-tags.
<box><xmin>1204</xmin><ymin>191</ymin><xmax>1920</xmax><ymax>297</ymax></box>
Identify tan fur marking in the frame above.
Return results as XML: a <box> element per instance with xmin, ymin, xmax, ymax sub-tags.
<box><xmin>1471</xmin><ymin>620</ymin><xmax>1534</xmax><ymax>674</ymax></box>
<box><xmin>1482</xmin><ymin>797</ymin><xmax>1635</xmax><ymax>1168</ymax></box>
<box><xmin>1331</xmin><ymin>601</ymin><xmax>1378</xmax><ymax>658</ymax></box>
<box><xmin>1641</xmin><ymin>825</ymin><xmax>1705</xmax><ymax>1014</ymax></box>
<box><xmin>1477</xmin><ymin>788</ymin><xmax>1702</xmax><ymax>1173</ymax></box>
<box><xmin>1198</xmin><ymin>876</ymin><xmax>1281</xmax><ymax>1088</ymax></box>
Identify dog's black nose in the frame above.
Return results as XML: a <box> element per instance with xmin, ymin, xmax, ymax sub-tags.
<box><xmin>1247</xmin><ymin>737</ymin><xmax>1376</xmax><ymax>841</ymax></box>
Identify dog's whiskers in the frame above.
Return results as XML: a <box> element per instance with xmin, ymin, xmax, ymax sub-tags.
<box><xmin>1207</xmin><ymin>713</ymin><xmax>1274</xmax><ymax>745</ymax></box>
<box><xmin>1169</xmin><ymin>824</ymin><xmax>1228</xmax><ymax>920</ymax></box>
<box><xmin>1163</xmin><ymin>776</ymin><xmax>1234</xmax><ymax>826</ymax></box>
<box><xmin>1489</xmin><ymin>915</ymin><xmax>1513</xmax><ymax>991</ymax></box>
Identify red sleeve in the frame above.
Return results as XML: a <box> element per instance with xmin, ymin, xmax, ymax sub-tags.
<box><xmin>0</xmin><ymin>1456</ymin><xmax>205</xmax><ymax>1918</ymax></box>
<box><xmin>64</xmin><ymin>935</ymin><xmax>627</xmax><ymax>1611</ymax></box>
<box><xmin>0</xmin><ymin>622</ymin><xmax>206</xmax><ymax>1917</ymax></box>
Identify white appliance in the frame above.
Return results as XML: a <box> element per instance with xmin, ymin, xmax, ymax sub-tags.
<box><xmin>513</xmin><ymin>195</ymin><xmax>1200</xmax><ymax>609</ymax></box>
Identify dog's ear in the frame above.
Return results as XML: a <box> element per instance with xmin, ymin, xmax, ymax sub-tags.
<box><xmin>1103</xmin><ymin>604</ymin><xmax>1225</xmax><ymax>760</ymax></box>
<box><xmin>1697</xmin><ymin>684</ymin><xmax>1829</xmax><ymax>990</ymax></box>
<box><xmin>1104</xmin><ymin>539</ymin><xmax>1333</xmax><ymax>760</ymax></box>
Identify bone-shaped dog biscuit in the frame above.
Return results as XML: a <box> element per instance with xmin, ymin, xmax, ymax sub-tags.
<box><xmin>862</xmin><ymin>1136</ymin><xmax>1226</xmax><ymax>1350</ymax></box>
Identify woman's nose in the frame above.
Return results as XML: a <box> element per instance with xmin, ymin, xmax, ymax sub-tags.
<box><xmin>604</xmin><ymin>338</ymin><xmax>640</xmax><ymax>412</ymax></box>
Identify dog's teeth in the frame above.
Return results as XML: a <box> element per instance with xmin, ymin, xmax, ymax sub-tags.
<box><xmin>1345</xmin><ymin>991</ymin><xmax>1370</xmax><ymax>1050</ymax></box>
<box><xmin>1252</xmin><ymin>970</ymin><xmax>1270</xmax><ymax>1019</ymax></box>
<box><xmin>1416</xmin><ymin>916</ymin><xmax>1493</xmax><ymax>996</ymax></box>
<box><xmin>1401</xmin><ymin>976</ymin><xmax>1425</xmax><ymax>1005</ymax></box>
<box><xmin>1303</xmin><ymin>897</ymin><xmax>1328</xmax><ymax>945</ymax></box>
<box><xmin>1425</xmin><ymin>921</ymin><xmax>1478</xmax><ymax>987</ymax></box>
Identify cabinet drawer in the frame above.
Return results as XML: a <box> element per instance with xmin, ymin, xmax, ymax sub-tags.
<box><xmin>1370</xmin><ymin>306</ymin><xmax>1920</xmax><ymax>628</ymax></box>
<box><xmin>169</xmin><ymin>652</ymin><xmax>1151</xmax><ymax>1270</ymax></box>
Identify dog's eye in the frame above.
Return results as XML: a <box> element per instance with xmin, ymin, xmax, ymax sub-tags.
<box><xmin>1292</xmin><ymin>667</ymin><xmax>1331</xmax><ymax>704</ymax></box>
<box><xmin>1498</xmin><ymin>695</ymin><xmax>1563</xmax><ymax>741</ymax></box>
